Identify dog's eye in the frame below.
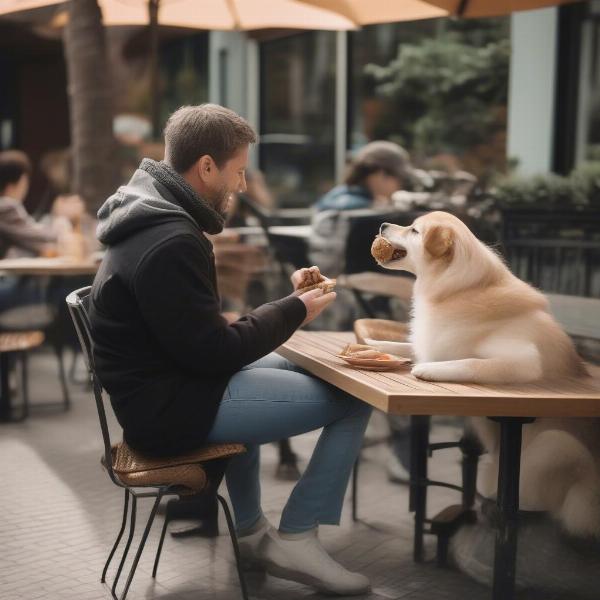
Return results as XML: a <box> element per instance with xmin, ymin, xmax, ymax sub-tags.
<box><xmin>410</xmin><ymin>227</ymin><xmax>419</xmax><ymax>234</ymax></box>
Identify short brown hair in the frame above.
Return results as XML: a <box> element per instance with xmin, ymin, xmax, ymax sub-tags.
<box><xmin>345</xmin><ymin>141</ymin><xmax>413</xmax><ymax>187</ymax></box>
<box><xmin>164</xmin><ymin>104</ymin><xmax>257</xmax><ymax>173</ymax></box>
<box><xmin>0</xmin><ymin>150</ymin><xmax>32</xmax><ymax>194</ymax></box>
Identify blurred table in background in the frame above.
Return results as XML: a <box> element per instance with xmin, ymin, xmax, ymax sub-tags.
<box><xmin>267</xmin><ymin>225</ymin><xmax>311</xmax><ymax>240</ymax></box>
<box><xmin>0</xmin><ymin>257</ymin><xmax>101</xmax><ymax>277</ymax></box>
<box><xmin>210</xmin><ymin>229</ymin><xmax>268</xmax><ymax>308</ymax></box>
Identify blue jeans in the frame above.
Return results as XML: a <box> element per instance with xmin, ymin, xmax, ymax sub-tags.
<box><xmin>205</xmin><ymin>353</ymin><xmax>372</xmax><ymax>533</ymax></box>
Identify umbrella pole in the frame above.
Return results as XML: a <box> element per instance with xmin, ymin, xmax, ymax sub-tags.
<box><xmin>149</xmin><ymin>0</ymin><xmax>160</xmax><ymax>139</ymax></box>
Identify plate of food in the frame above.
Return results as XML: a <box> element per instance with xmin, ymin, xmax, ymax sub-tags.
<box><xmin>337</xmin><ymin>344</ymin><xmax>411</xmax><ymax>371</ymax></box>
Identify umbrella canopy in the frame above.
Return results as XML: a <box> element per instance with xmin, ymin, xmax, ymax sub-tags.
<box><xmin>103</xmin><ymin>0</ymin><xmax>355</xmax><ymax>30</ymax></box>
<box><xmin>0</xmin><ymin>0</ymin><xmax>355</xmax><ymax>29</ymax></box>
<box><xmin>0</xmin><ymin>0</ymin><xmax>356</xmax><ymax>138</ymax></box>
<box><xmin>433</xmin><ymin>0</ymin><xmax>584</xmax><ymax>18</ymax></box>
<box><xmin>300</xmin><ymin>0</ymin><xmax>585</xmax><ymax>24</ymax></box>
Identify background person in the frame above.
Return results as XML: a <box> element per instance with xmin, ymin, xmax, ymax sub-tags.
<box><xmin>41</xmin><ymin>193</ymin><xmax>99</xmax><ymax>259</ymax></box>
<box><xmin>0</xmin><ymin>150</ymin><xmax>59</xmax><ymax>312</ymax></box>
<box><xmin>314</xmin><ymin>140</ymin><xmax>413</xmax><ymax>213</ymax></box>
<box><xmin>0</xmin><ymin>150</ymin><xmax>57</xmax><ymax>259</ymax></box>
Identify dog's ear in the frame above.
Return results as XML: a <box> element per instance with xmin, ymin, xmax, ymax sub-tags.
<box><xmin>424</xmin><ymin>225</ymin><xmax>454</xmax><ymax>259</ymax></box>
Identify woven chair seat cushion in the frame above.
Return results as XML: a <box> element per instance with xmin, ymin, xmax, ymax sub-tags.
<box><xmin>0</xmin><ymin>330</ymin><xmax>45</xmax><ymax>353</ymax></box>
<box><xmin>0</xmin><ymin>304</ymin><xmax>55</xmax><ymax>331</ymax></box>
<box><xmin>108</xmin><ymin>441</ymin><xmax>245</xmax><ymax>494</ymax></box>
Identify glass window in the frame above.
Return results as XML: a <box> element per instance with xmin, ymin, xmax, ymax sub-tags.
<box><xmin>108</xmin><ymin>29</ymin><xmax>208</xmax><ymax>180</ymax></box>
<box><xmin>348</xmin><ymin>17</ymin><xmax>510</xmax><ymax>183</ymax></box>
<box><xmin>576</xmin><ymin>2</ymin><xmax>600</xmax><ymax>167</ymax></box>
<box><xmin>260</xmin><ymin>32</ymin><xmax>336</xmax><ymax>207</ymax></box>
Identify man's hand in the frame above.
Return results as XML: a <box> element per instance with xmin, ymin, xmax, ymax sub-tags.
<box><xmin>298</xmin><ymin>288</ymin><xmax>336</xmax><ymax>326</ymax></box>
<box><xmin>291</xmin><ymin>266</ymin><xmax>323</xmax><ymax>292</ymax></box>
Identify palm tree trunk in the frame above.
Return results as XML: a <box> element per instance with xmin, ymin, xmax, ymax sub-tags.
<box><xmin>63</xmin><ymin>0</ymin><xmax>117</xmax><ymax>213</ymax></box>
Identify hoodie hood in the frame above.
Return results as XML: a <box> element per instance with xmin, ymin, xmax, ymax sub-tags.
<box><xmin>96</xmin><ymin>159</ymin><xmax>225</xmax><ymax>246</ymax></box>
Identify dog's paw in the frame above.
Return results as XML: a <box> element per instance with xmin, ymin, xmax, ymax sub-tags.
<box><xmin>411</xmin><ymin>362</ymin><xmax>442</xmax><ymax>381</ymax></box>
<box><xmin>364</xmin><ymin>338</ymin><xmax>413</xmax><ymax>358</ymax></box>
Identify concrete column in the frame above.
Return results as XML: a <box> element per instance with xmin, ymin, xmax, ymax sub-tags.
<box><xmin>507</xmin><ymin>7</ymin><xmax>558</xmax><ymax>175</ymax></box>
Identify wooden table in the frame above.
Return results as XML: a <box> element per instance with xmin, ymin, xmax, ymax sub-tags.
<box><xmin>0</xmin><ymin>256</ymin><xmax>101</xmax><ymax>422</ymax></box>
<box><xmin>278</xmin><ymin>330</ymin><xmax>600</xmax><ymax>600</ymax></box>
<box><xmin>267</xmin><ymin>225</ymin><xmax>312</xmax><ymax>240</ymax></box>
<box><xmin>0</xmin><ymin>257</ymin><xmax>101</xmax><ymax>277</ymax></box>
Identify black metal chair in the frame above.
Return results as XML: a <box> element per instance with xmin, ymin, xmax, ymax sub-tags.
<box><xmin>336</xmin><ymin>210</ymin><xmax>420</xmax><ymax>320</ymax></box>
<box><xmin>66</xmin><ymin>286</ymin><xmax>249</xmax><ymax>600</ymax></box>
<box><xmin>238</xmin><ymin>194</ymin><xmax>310</xmax><ymax>276</ymax></box>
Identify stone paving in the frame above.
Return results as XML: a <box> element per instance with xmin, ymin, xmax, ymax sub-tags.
<box><xmin>1</xmin><ymin>349</ymin><xmax>571</xmax><ymax>600</ymax></box>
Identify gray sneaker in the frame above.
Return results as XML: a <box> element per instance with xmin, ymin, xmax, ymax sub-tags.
<box><xmin>260</xmin><ymin>528</ymin><xmax>371</xmax><ymax>596</ymax></box>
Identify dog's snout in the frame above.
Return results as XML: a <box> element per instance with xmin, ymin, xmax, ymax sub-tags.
<box><xmin>379</xmin><ymin>223</ymin><xmax>391</xmax><ymax>235</ymax></box>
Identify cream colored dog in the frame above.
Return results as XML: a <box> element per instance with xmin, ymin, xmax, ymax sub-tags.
<box><xmin>367</xmin><ymin>210</ymin><xmax>600</xmax><ymax>538</ymax></box>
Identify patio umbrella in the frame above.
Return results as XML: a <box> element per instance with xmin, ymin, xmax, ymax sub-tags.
<box><xmin>299</xmin><ymin>0</ymin><xmax>584</xmax><ymax>24</ymax></box>
<box><xmin>100</xmin><ymin>0</ymin><xmax>355</xmax><ymax>136</ymax></box>
<box><xmin>0</xmin><ymin>0</ymin><xmax>356</xmax><ymax>136</ymax></box>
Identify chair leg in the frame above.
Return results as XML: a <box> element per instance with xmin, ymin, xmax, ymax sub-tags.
<box><xmin>351</xmin><ymin>457</ymin><xmax>359</xmax><ymax>522</ymax></box>
<box><xmin>217</xmin><ymin>494</ymin><xmax>249</xmax><ymax>600</ymax></box>
<box><xmin>460</xmin><ymin>432</ymin><xmax>482</xmax><ymax>510</ymax></box>
<box><xmin>53</xmin><ymin>342</ymin><xmax>71</xmax><ymax>411</ymax></box>
<box><xmin>120</xmin><ymin>492</ymin><xmax>163</xmax><ymax>600</ymax></box>
<box><xmin>410</xmin><ymin>416</ymin><xmax>430</xmax><ymax>563</ymax></box>
<box><xmin>0</xmin><ymin>352</ymin><xmax>9</xmax><ymax>422</ymax></box>
<box><xmin>351</xmin><ymin>290</ymin><xmax>377</xmax><ymax>318</ymax></box>
<box><xmin>152</xmin><ymin>512</ymin><xmax>169</xmax><ymax>578</ymax></box>
<box><xmin>19</xmin><ymin>352</ymin><xmax>29</xmax><ymax>420</ymax></box>
<box><xmin>112</xmin><ymin>495</ymin><xmax>137</xmax><ymax>599</ymax></box>
<box><xmin>102</xmin><ymin>489</ymin><xmax>130</xmax><ymax>583</ymax></box>
<box><xmin>68</xmin><ymin>348</ymin><xmax>79</xmax><ymax>383</ymax></box>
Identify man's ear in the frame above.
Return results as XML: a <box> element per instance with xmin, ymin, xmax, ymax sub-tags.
<box><xmin>198</xmin><ymin>155</ymin><xmax>214</xmax><ymax>181</ymax></box>
<box><xmin>424</xmin><ymin>225</ymin><xmax>454</xmax><ymax>259</ymax></box>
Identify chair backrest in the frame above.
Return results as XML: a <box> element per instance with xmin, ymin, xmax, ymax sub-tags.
<box><xmin>238</xmin><ymin>193</ymin><xmax>273</xmax><ymax>231</ymax></box>
<box><xmin>343</xmin><ymin>209</ymin><xmax>424</xmax><ymax>274</ymax></box>
<box><xmin>66</xmin><ymin>286</ymin><xmax>122</xmax><ymax>487</ymax></box>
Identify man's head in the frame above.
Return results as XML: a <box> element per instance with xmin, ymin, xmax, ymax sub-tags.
<box><xmin>0</xmin><ymin>150</ymin><xmax>32</xmax><ymax>202</ymax></box>
<box><xmin>164</xmin><ymin>104</ymin><xmax>257</xmax><ymax>217</ymax></box>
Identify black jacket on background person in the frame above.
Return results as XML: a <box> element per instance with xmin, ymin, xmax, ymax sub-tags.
<box><xmin>90</xmin><ymin>159</ymin><xmax>306</xmax><ymax>456</ymax></box>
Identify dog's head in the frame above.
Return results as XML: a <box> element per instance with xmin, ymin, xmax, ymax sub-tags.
<box><xmin>376</xmin><ymin>211</ymin><xmax>464</xmax><ymax>276</ymax></box>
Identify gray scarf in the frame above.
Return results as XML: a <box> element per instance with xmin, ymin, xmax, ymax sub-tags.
<box><xmin>140</xmin><ymin>159</ymin><xmax>225</xmax><ymax>235</ymax></box>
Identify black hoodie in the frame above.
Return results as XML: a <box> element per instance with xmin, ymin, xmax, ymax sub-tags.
<box><xmin>90</xmin><ymin>159</ymin><xmax>306</xmax><ymax>456</ymax></box>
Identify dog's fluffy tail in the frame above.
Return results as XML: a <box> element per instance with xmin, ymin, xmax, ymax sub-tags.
<box><xmin>520</xmin><ymin>429</ymin><xmax>600</xmax><ymax>538</ymax></box>
<box><xmin>559</xmin><ymin>479</ymin><xmax>600</xmax><ymax>538</ymax></box>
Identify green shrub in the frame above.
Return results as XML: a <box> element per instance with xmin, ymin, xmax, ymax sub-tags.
<box><xmin>492</xmin><ymin>164</ymin><xmax>600</xmax><ymax>208</ymax></box>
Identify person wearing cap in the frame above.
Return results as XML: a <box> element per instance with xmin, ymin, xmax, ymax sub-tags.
<box><xmin>309</xmin><ymin>141</ymin><xmax>416</xmax><ymax>279</ymax></box>
<box><xmin>310</xmin><ymin>141</ymin><xmax>414</xmax><ymax>484</ymax></box>
<box><xmin>314</xmin><ymin>141</ymin><xmax>413</xmax><ymax>212</ymax></box>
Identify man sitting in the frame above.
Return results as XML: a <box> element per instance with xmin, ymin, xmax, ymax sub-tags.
<box><xmin>89</xmin><ymin>104</ymin><xmax>372</xmax><ymax>596</ymax></box>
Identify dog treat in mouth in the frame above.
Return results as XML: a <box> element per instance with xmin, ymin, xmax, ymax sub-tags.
<box><xmin>371</xmin><ymin>236</ymin><xmax>395</xmax><ymax>262</ymax></box>
<box><xmin>297</xmin><ymin>266</ymin><xmax>336</xmax><ymax>294</ymax></box>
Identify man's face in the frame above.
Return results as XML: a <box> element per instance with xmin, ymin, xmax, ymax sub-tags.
<box><xmin>205</xmin><ymin>146</ymin><xmax>249</xmax><ymax>217</ymax></box>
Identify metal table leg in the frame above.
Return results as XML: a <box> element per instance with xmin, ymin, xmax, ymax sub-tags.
<box><xmin>409</xmin><ymin>415</ymin><xmax>430</xmax><ymax>562</ymax></box>
<box><xmin>0</xmin><ymin>352</ymin><xmax>10</xmax><ymax>422</ymax></box>
<box><xmin>490</xmin><ymin>416</ymin><xmax>534</xmax><ymax>600</ymax></box>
